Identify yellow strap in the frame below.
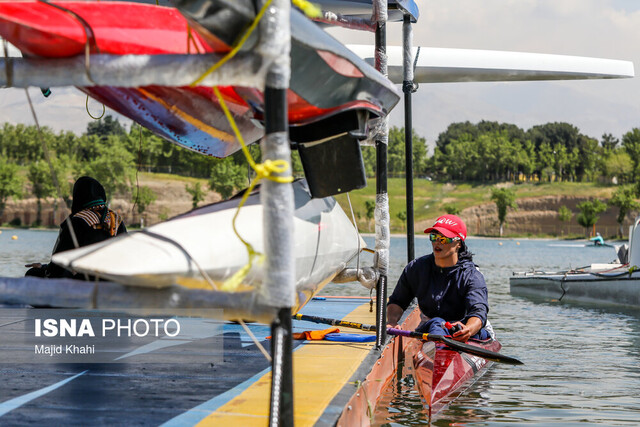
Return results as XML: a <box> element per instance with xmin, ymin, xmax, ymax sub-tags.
<box><xmin>213</xmin><ymin>87</ymin><xmax>293</xmax><ymax>292</ymax></box>
<box><xmin>291</xmin><ymin>0</ymin><xmax>323</xmax><ymax>19</ymax></box>
<box><xmin>214</xmin><ymin>87</ymin><xmax>293</xmax><ymax>185</ymax></box>
<box><xmin>194</xmin><ymin>0</ymin><xmax>296</xmax><ymax>291</ymax></box>
<box><xmin>186</xmin><ymin>25</ymin><xmax>202</xmax><ymax>55</ymax></box>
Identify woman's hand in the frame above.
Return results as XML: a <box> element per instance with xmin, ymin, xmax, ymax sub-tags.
<box><xmin>451</xmin><ymin>317</ymin><xmax>482</xmax><ymax>342</ymax></box>
<box><xmin>386</xmin><ymin>303</ymin><xmax>404</xmax><ymax>330</ymax></box>
<box><xmin>25</xmin><ymin>263</ymin><xmax>43</xmax><ymax>269</ymax></box>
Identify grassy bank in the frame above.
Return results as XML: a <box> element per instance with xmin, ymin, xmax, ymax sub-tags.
<box><xmin>334</xmin><ymin>178</ymin><xmax>616</xmax><ymax>234</ymax></box>
<box><xmin>5</xmin><ymin>173</ymin><xmax>620</xmax><ymax>237</ymax></box>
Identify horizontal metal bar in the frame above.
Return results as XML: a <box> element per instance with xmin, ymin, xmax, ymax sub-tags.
<box><xmin>313</xmin><ymin>11</ymin><xmax>376</xmax><ymax>32</ymax></box>
<box><xmin>0</xmin><ymin>53</ymin><xmax>268</xmax><ymax>88</ymax></box>
<box><xmin>0</xmin><ymin>276</ymin><xmax>278</xmax><ymax>323</ymax></box>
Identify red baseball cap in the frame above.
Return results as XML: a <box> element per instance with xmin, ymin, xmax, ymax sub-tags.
<box><xmin>424</xmin><ymin>214</ymin><xmax>467</xmax><ymax>240</ymax></box>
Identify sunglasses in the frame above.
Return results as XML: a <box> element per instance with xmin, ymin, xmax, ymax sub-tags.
<box><xmin>429</xmin><ymin>233</ymin><xmax>460</xmax><ymax>244</ymax></box>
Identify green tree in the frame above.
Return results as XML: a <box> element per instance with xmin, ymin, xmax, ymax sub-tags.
<box><xmin>552</xmin><ymin>143</ymin><xmax>569</xmax><ymax>181</ymax></box>
<box><xmin>515</xmin><ymin>139</ymin><xmax>536</xmax><ymax>181</ymax></box>
<box><xmin>537</xmin><ymin>142</ymin><xmax>555</xmax><ymax>182</ymax></box>
<box><xmin>396</xmin><ymin>210</ymin><xmax>407</xmax><ymax>231</ymax></box>
<box><xmin>361</xmin><ymin>146</ymin><xmax>376</xmax><ymax>178</ymax></box>
<box><xmin>132</xmin><ymin>185</ymin><xmax>157</xmax><ymax>227</ymax></box>
<box><xmin>601</xmin><ymin>133</ymin><xmax>619</xmax><ymax>152</ymax></box>
<box><xmin>185</xmin><ymin>182</ymin><xmax>206</xmax><ymax>209</ymax></box>
<box><xmin>80</xmin><ymin>135</ymin><xmax>136</xmax><ymax>199</ymax></box>
<box><xmin>435</xmin><ymin>121</ymin><xmax>478</xmax><ymax>155</ymax></box>
<box><xmin>576</xmin><ymin>199</ymin><xmax>607</xmax><ymax>238</ymax></box>
<box><xmin>578</xmin><ymin>136</ymin><xmax>600</xmax><ymax>182</ymax></box>
<box><xmin>27</xmin><ymin>160</ymin><xmax>57</xmax><ymax>226</ymax></box>
<box><xmin>491</xmin><ymin>187</ymin><xmax>517</xmax><ymax>237</ymax></box>
<box><xmin>601</xmin><ymin>149</ymin><xmax>633</xmax><ymax>184</ymax></box>
<box><xmin>387</xmin><ymin>126</ymin><xmax>429</xmax><ymax>176</ymax></box>
<box><xmin>558</xmin><ymin>205</ymin><xmax>573</xmax><ymax>222</ymax></box>
<box><xmin>608</xmin><ymin>186</ymin><xmax>640</xmax><ymax>238</ymax></box>
<box><xmin>0</xmin><ymin>158</ymin><xmax>23</xmax><ymax>221</ymax></box>
<box><xmin>365</xmin><ymin>200</ymin><xmax>375</xmax><ymax>231</ymax></box>
<box><xmin>209</xmin><ymin>158</ymin><xmax>246</xmax><ymax>199</ymax></box>
<box><xmin>558</xmin><ymin>205</ymin><xmax>573</xmax><ymax>236</ymax></box>
<box><xmin>442</xmin><ymin>203</ymin><xmax>460</xmax><ymax>215</ymax></box>
<box><xmin>86</xmin><ymin>115</ymin><xmax>127</xmax><ymax>139</ymax></box>
<box><xmin>622</xmin><ymin>128</ymin><xmax>640</xmax><ymax>177</ymax></box>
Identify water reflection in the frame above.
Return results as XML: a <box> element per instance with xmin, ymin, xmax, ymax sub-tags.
<box><xmin>372</xmin><ymin>360</ymin><xmax>429</xmax><ymax>426</ymax></box>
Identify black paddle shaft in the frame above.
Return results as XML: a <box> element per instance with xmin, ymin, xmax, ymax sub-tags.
<box><xmin>293</xmin><ymin>314</ymin><xmax>523</xmax><ymax>365</ymax></box>
<box><xmin>387</xmin><ymin>328</ymin><xmax>524</xmax><ymax>365</ymax></box>
<box><xmin>293</xmin><ymin>313</ymin><xmax>377</xmax><ymax>331</ymax></box>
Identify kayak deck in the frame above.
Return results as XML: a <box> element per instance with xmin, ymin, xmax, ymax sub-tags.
<box><xmin>405</xmin><ymin>328</ymin><xmax>501</xmax><ymax>417</ymax></box>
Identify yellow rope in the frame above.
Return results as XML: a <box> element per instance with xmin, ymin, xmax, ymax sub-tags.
<box><xmin>186</xmin><ymin>25</ymin><xmax>202</xmax><ymax>55</ymax></box>
<box><xmin>191</xmin><ymin>0</ymin><xmax>294</xmax><ymax>291</ymax></box>
<box><xmin>190</xmin><ymin>0</ymin><xmax>274</xmax><ymax>87</ymax></box>
<box><xmin>213</xmin><ymin>87</ymin><xmax>292</xmax><ymax>291</ymax></box>
<box><xmin>291</xmin><ymin>0</ymin><xmax>322</xmax><ymax>18</ymax></box>
<box><xmin>85</xmin><ymin>94</ymin><xmax>106</xmax><ymax>119</ymax></box>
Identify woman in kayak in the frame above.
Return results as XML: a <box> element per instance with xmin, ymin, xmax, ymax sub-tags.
<box><xmin>25</xmin><ymin>176</ymin><xmax>127</xmax><ymax>279</ymax></box>
<box><xmin>386</xmin><ymin>214</ymin><xmax>492</xmax><ymax>342</ymax></box>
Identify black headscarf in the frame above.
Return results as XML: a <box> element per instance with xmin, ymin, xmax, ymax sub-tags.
<box><xmin>71</xmin><ymin>176</ymin><xmax>107</xmax><ymax>214</ymax></box>
<box><xmin>458</xmin><ymin>240</ymin><xmax>474</xmax><ymax>262</ymax></box>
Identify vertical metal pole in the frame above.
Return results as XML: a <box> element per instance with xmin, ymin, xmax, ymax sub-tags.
<box><xmin>402</xmin><ymin>14</ymin><xmax>415</xmax><ymax>263</ymax></box>
<box><xmin>270</xmin><ymin>307</ymin><xmax>293</xmax><ymax>427</ymax></box>
<box><xmin>265</xmin><ymin>87</ymin><xmax>294</xmax><ymax>427</ymax></box>
<box><xmin>260</xmin><ymin>1</ymin><xmax>293</xmax><ymax>426</ymax></box>
<box><xmin>373</xmin><ymin>0</ymin><xmax>388</xmax><ymax>349</ymax></box>
<box><xmin>265</xmin><ymin>95</ymin><xmax>295</xmax><ymax>425</ymax></box>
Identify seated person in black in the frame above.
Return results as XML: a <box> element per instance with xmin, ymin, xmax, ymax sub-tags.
<box><xmin>25</xmin><ymin>176</ymin><xmax>127</xmax><ymax>279</ymax></box>
<box><xmin>386</xmin><ymin>214</ymin><xmax>492</xmax><ymax>342</ymax></box>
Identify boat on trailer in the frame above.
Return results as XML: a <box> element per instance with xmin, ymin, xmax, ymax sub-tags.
<box><xmin>510</xmin><ymin>217</ymin><xmax>640</xmax><ymax>308</ymax></box>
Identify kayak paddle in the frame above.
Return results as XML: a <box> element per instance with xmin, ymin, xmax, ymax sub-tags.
<box><xmin>293</xmin><ymin>313</ymin><xmax>523</xmax><ymax>365</ymax></box>
<box><xmin>293</xmin><ymin>313</ymin><xmax>377</xmax><ymax>331</ymax></box>
<box><xmin>387</xmin><ymin>328</ymin><xmax>524</xmax><ymax>365</ymax></box>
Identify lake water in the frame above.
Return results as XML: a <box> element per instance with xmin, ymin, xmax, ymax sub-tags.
<box><xmin>1</xmin><ymin>229</ymin><xmax>639</xmax><ymax>425</ymax></box>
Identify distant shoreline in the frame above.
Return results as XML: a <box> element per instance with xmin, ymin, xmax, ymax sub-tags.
<box><xmin>3</xmin><ymin>228</ymin><xmax>625</xmax><ymax>243</ymax></box>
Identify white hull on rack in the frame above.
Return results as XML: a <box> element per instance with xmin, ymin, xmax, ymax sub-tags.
<box><xmin>53</xmin><ymin>180</ymin><xmax>364</xmax><ymax>305</ymax></box>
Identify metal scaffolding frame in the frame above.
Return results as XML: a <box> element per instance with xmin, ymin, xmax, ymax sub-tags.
<box><xmin>0</xmin><ymin>0</ymin><xmax>419</xmax><ymax>423</ymax></box>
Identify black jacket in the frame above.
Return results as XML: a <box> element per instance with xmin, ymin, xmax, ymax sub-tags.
<box><xmin>388</xmin><ymin>254</ymin><xmax>489</xmax><ymax>325</ymax></box>
<box><xmin>27</xmin><ymin>177</ymin><xmax>127</xmax><ymax>279</ymax></box>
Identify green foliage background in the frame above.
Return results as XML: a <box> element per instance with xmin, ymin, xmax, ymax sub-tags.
<box><xmin>1</xmin><ymin>117</ymin><xmax>639</xmax><ymax>234</ymax></box>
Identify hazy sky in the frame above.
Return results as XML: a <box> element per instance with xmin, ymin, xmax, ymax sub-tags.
<box><xmin>1</xmin><ymin>0</ymin><xmax>639</xmax><ymax>150</ymax></box>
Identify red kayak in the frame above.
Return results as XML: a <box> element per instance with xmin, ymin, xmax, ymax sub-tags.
<box><xmin>407</xmin><ymin>334</ymin><xmax>502</xmax><ymax>416</ymax></box>
<box><xmin>0</xmin><ymin>1</ymin><xmax>399</xmax><ymax>161</ymax></box>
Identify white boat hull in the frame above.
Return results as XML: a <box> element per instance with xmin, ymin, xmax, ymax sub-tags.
<box><xmin>512</xmin><ymin>217</ymin><xmax>640</xmax><ymax>308</ymax></box>
<box><xmin>52</xmin><ymin>180</ymin><xmax>365</xmax><ymax>311</ymax></box>
<box><xmin>347</xmin><ymin>45</ymin><xmax>635</xmax><ymax>84</ymax></box>
<box><xmin>510</xmin><ymin>268</ymin><xmax>640</xmax><ymax>307</ymax></box>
